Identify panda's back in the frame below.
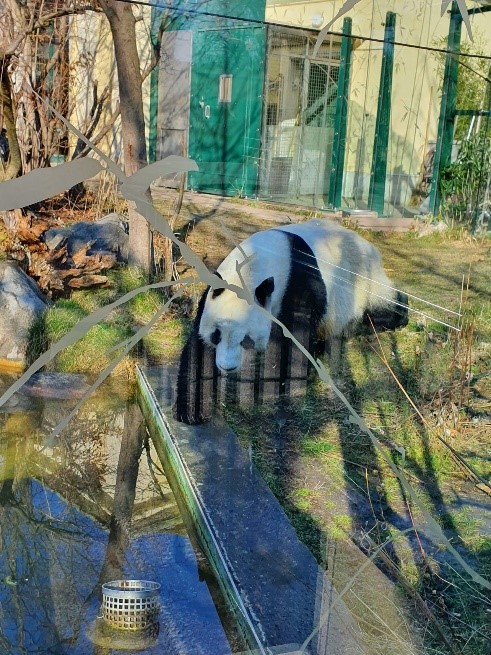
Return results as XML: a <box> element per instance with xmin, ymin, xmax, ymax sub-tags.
<box><xmin>216</xmin><ymin>219</ymin><xmax>391</xmax><ymax>337</ymax></box>
<box><xmin>275</xmin><ymin>219</ymin><xmax>391</xmax><ymax>334</ymax></box>
<box><xmin>276</xmin><ymin>219</ymin><xmax>379</xmax><ymax>262</ymax></box>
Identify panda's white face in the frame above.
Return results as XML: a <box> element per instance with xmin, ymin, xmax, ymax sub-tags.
<box><xmin>199</xmin><ymin>279</ymin><xmax>275</xmax><ymax>374</ymax></box>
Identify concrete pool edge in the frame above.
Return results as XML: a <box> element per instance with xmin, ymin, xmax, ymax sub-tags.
<box><xmin>136</xmin><ymin>364</ymin><xmax>266</xmax><ymax>653</ymax></box>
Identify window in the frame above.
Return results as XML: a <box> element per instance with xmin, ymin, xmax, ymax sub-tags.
<box><xmin>218</xmin><ymin>75</ymin><xmax>233</xmax><ymax>103</ymax></box>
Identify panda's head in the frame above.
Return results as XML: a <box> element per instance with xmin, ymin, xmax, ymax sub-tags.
<box><xmin>198</xmin><ymin>275</ymin><xmax>275</xmax><ymax>374</ymax></box>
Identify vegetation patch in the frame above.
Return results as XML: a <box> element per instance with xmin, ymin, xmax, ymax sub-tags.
<box><xmin>28</xmin><ymin>266</ymin><xmax>189</xmax><ymax>375</ymax></box>
<box><xmin>216</xmin><ymin>226</ymin><xmax>491</xmax><ymax>655</ymax></box>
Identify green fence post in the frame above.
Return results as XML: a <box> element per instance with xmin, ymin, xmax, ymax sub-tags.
<box><xmin>428</xmin><ymin>1</ymin><xmax>462</xmax><ymax>216</ymax></box>
<box><xmin>327</xmin><ymin>17</ymin><xmax>352</xmax><ymax>209</ymax></box>
<box><xmin>148</xmin><ymin>6</ymin><xmax>162</xmax><ymax>164</ymax></box>
<box><xmin>368</xmin><ymin>11</ymin><xmax>396</xmax><ymax>215</ymax></box>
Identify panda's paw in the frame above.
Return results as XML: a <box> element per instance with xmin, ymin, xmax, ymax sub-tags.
<box><xmin>172</xmin><ymin>401</ymin><xmax>208</xmax><ymax>425</ymax></box>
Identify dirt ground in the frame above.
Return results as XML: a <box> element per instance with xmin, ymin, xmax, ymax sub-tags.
<box><xmin>153</xmin><ymin>186</ymin><xmax>421</xmax><ymax>272</ymax></box>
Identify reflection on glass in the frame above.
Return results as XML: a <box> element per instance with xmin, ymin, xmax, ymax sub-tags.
<box><xmin>0</xmin><ymin>377</ymin><xmax>238</xmax><ymax>654</ymax></box>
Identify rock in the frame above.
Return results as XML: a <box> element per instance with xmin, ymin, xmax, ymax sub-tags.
<box><xmin>0</xmin><ymin>261</ymin><xmax>50</xmax><ymax>368</ymax></box>
<box><xmin>43</xmin><ymin>213</ymin><xmax>129</xmax><ymax>263</ymax></box>
<box><xmin>45</xmin><ymin>232</ymin><xmax>67</xmax><ymax>252</ymax></box>
<box><xmin>19</xmin><ymin>372</ymin><xmax>90</xmax><ymax>400</ymax></box>
<box><xmin>0</xmin><ymin>392</ymin><xmax>40</xmax><ymax>413</ymax></box>
<box><xmin>0</xmin><ymin>372</ymin><xmax>39</xmax><ymax>412</ymax></box>
<box><xmin>415</xmin><ymin>220</ymin><xmax>449</xmax><ymax>238</ymax></box>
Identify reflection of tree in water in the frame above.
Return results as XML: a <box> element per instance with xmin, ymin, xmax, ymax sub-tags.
<box><xmin>0</xmin><ymin>393</ymin><xmax>176</xmax><ymax>654</ymax></box>
<box><xmin>98</xmin><ymin>402</ymin><xmax>145</xmax><ymax>583</ymax></box>
<box><xmin>0</xmin><ymin>409</ymin><xmax>103</xmax><ymax>653</ymax></box>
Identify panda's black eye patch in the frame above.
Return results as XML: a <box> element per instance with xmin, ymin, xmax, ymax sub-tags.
<box><xmin>210</xmin><ymin>328</ymin><xmax>221</xmax><ymax>345</ymax></box>
<box><xmin>212</xmin><ymin>287</ymin><xmax>225</xmax><ymax>299</ymax></box>
<box><xmin>240</xmin><ymin>335</ymin><xmax>255</xmax><ymax>350</ymax></box>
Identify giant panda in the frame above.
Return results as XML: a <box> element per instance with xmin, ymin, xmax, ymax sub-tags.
<box><xmin>173</xmin><ymin>218</ymin><xmax>408</xmax><ymax>423</ymax></box>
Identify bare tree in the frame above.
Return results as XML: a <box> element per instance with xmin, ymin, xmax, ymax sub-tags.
<box><xmin>0</xmin><ymin>0</ymin><xmax>165</xmax><ymax>274</ymax></box>
<box><xmin>0</xmin><ymin>1</ymin><xmax>97</xmax><ymax>182</ymax></box>
<box><xmin>97</xmin><ymin>0</ymin><xmax>153</xmax><ymax>273</ymax></box>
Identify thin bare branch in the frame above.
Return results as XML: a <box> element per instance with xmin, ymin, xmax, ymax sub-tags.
<box><xmin>2</xmin><ymin>3</ymin><xmax>99</xmax><ymax>58</ymax></box>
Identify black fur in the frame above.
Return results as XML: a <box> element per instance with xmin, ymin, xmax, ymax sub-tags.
<box><xmin>272</xmin><ymin>232</ymin><xmax>328</xmax><ymax>387</ymax></box>
<box><xmin>254</xmin><ymin>276</ymin><xmax>275</xmax><ymax>307</ymax></box>
<box><xmin>173</xmin><ymin>289</ymin><xmax>217</xmax><ymax>425</ymax></box>
<box><xmin>211</xmin><ymin>271</ymin><xmax>225</xmax><ymax>299</ymax></box>
<box><xmin>210</xmin><ymin>328</ymin><xmax>221</xmax><ymax>345</ymax></box>
<box><xmin>362</xmin><ymin>290</ymin><xmax>409</xmax><ymax>333</ymax></box>
<box><xmin>276</xmin><ymin>231</ymin><xmax>328</xmax><ymax>330</ymax></box>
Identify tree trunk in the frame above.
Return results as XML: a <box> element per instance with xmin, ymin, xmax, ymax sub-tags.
<box><xmin>0</xmin><ymin>60</ymin><xmax>21</xmax><ymax>181</ymax></box>
<box><xmin>99</xmin><ymin>0</ymin><xmax>153</xmax><ymax>274</ymax></box>
<box><xmin>0</xmin><ymin>59</ymin><xmax>22</xmax><ymax>234</ymax></box>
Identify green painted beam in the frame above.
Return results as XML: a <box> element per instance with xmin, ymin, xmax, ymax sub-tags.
<box><xmin>368</xmin><ymin>12</ymin><xmax>396</xmax><ymax>215</ymax></box>
<box><xmin>135</xmin><ymin>367</ymin><xmax>266</xmax><ymax>653</ymax></box>
<box><xmin>327</xmin><ymin>17</ymin><xmax>352</xmax><ymax>209</ymax></box>
<box><xmin>428</xmin><ymin>1</ymin><xmax>462</xmax><ymax>215</ymax></box>
<box><xmin>454</xmin><ymin>109</ymin><xmax>491</xmax><ymax>116</ymax></box>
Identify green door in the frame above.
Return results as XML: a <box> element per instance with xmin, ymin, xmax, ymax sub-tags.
<box><xmin>188</xmin><ymin>27</ymin><xmax>266</xmax><ymax>197</ymax></box>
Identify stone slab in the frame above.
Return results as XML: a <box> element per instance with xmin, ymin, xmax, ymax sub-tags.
<box><xmin>137</xmin><ymin>365</ymin><xmax>366</xmax><ymax>655</ymax></box>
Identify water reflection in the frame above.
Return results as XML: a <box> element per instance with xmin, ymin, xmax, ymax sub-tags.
<box><xmin>0</xmin><ymin>374</ymin><xmax>236</xmax><ymax>655</ymax></box>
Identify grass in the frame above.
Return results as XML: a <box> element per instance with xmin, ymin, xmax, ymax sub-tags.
<box><xmin>218</xmin><ymin>228</ymin><xmax>491</xmax><ymax>655</ymax></box>
<box><xmin>27</xmin><ymin>266</ymin><xmax>189</xmax><ymax>375</ymax></box>
<box><xmin>289</xmin><ymin>486</ymin><xmax>315</xmax><ymax>511</ymax></box>
<box><xmin>300</xmin><ymin>438</ymin><xmax>336</xmax><ymax>456</ymax></box>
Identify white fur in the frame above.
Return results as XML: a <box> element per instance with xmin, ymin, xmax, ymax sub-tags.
<box><xmin>199</xmin><ymin>219</ymin><xmax>401</xmax><ymax>373</ymax></box>
<box><xmin>278</xmin><ymin>219</ymin><xmax>394</xmax><ymax>334</ymax></box>
<box><xmin>199</xmin><ymin>230</ymin><xmax>291</xmax><ymax>371</ymax></box>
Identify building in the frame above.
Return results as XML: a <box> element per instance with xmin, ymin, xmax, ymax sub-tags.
<box><xmin>69</xmin><ymin>1</ymin><xmax>491</xmax><ymax>217</ymax></box>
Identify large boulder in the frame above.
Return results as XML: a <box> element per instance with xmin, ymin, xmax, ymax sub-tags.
<box><xmin>0</xmin><ymin>261</ymin><xmax>50</xmax><ymax>369</ymax></box>
<box><xmin>43</xmin><ymin>212</ymin><xmax>129</xmax><ymax>262</ymax></box>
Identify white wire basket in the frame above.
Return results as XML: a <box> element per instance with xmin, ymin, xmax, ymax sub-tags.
<box><xmin>101</xmin><ymin>580</ymin><xmax>161</xmax><ymax>631</ymax></box>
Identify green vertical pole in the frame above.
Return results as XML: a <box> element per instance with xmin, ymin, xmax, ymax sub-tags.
<box><xmin>148</xmin><ymin>7</ymin><xmax>162</xmax><ymax>163</ymax></box>
<box><xmin>428</xmin><ymin>1</ymin><xmax>462</xmax><ymax>215</ymax></box>
<box><xmin>327</xmin><ymin>17</ymin><xmax>352</xmax><ymax>209</ymax></box>
<box><xmin>368</xmin><ymin>11</ymin><xmax>396</xmax><ymax>214</ymax></box>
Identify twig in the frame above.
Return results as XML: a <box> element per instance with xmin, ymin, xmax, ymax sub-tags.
<box><xmin>355</xmin><ymin>532</ymin><xmax>463</xmax><ymax>655</ymax></box>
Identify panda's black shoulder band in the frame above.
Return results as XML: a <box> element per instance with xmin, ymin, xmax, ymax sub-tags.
<box><xmin>274</xmin><ymin>230</ymin><xmax>328</xmax><ymax>326</ymax></box>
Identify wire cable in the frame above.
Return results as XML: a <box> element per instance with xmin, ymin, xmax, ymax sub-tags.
<box><xmin>113</xmin><ymin>0</ymin><xmax>491</xmax><ymax>63</ymax></box>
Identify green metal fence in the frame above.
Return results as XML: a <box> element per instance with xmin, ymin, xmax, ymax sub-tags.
<box><xmin>150</xmin><ymin>3</ymin><xmax>491</xmax><ymax>225</ymax></box>
<box><xmin>257</xmin><ymin>26</ymin><xmax>341</xmax><ymax>205</ymax></box>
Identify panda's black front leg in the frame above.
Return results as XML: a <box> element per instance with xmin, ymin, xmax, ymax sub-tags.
<box><xmin>173</xmin><ymin>290</ymin><xmax>216</xmax><ymax>425</ymax></box>
<box><xmin>275</xmin><ymin>288</ymin><xmax>320</xmax><ymax>395</ymax></box>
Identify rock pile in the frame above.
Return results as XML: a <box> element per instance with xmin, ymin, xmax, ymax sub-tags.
<box><xmin>8</xmin><ymin>212</ymin><xmax>128</xmax><ymax>297</ymax></box>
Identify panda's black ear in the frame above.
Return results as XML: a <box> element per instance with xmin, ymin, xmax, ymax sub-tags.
<box><xmin>211</xmin><ymin>271</ymin><xmax>225</xmax><ymax>299</ymax></box>
<box><xmin>254</xmin><ymin>277</ymin><xmax>274</xmax><ymax>307</ymax></box>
